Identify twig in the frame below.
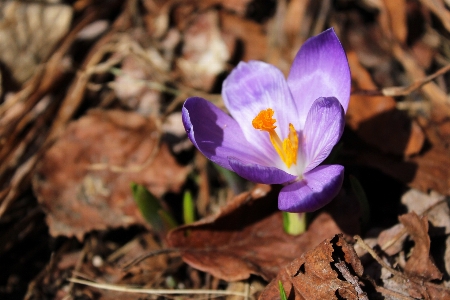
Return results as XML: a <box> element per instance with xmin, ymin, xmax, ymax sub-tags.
<box><xmin>334</xmin><ymin>261</ymin><xmax>368</xmax><ymax>300</ymax></box>
<box><xmin>354</xmin><ymin>235</ymin><xmax>405</xmax><ymax>279</ymax></box>
<box><xmin>379</xmin><ymin>227</ymin><xmax>408</xmax><ymax>253</ymax></box>
<box><xmin>68</xmin><ymin>277</ymin><xmax>250</xmax><ymax>297</ymax></box>
<box><xmin>122</xmin><ymin>248</ymin><xmax>180</xmax><ymax>271</ymax></box>
<box><xmin>352</xmin><ymin>63</ymin><xmax>450</xmax><ymax>97</ymax></box>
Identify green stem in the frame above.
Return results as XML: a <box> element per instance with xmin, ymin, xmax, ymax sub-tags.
<box><xmin>282</xmin><ymin>212</ymin><xmax>307</xmax><ymax>235</ymax></box>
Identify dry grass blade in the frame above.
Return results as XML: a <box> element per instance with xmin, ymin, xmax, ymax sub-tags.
<box><xmin>68</xmin><ymin>278</ymin><xmax>251</xmax><ymax>298</ymax></box>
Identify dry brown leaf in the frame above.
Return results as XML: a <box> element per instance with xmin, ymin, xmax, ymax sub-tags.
<box><xmin>377</xmin><ymin>223</ymin><xmax>408</xmax><ymax>256</ymax></box>
<box><xmin>0</xmin><ymin>2</ymin><xmax>73</xmax><ymax>83</ymax></box>
<box><xmin>167</xmin><ymin>185</ymin><xmax>345</xmax><ymax>281</ymax></box>
<box><xmin>33</xmin><ymin>109</ymin><xmax>189</xmax><ymax>240</ymax></box>
<box><xmin>407</xmin><ymin>147</ymin><xmax>450</xmax><ymax>195</ymax></box>
<box><xmin>260</xmin><ymin>234</ymin><xmax>366</xmax><ymax>300</ymax></box>
<box><xmin>401</xmin><ymin>189</ymin><xmax>450</xmax><ymax>235</ymax></box>
<box><xmin>347</xmin><ymin>51</ymin><xmax>425</xmax><ymax>156</ymax></box>
<box><xmin>424</xmin><ymin>283</ymin><xmax>450</xmax><ymax>300</ymax></box>
<box><xmin>399</xmin><ymin>212</ymin><xmax>442</xmax><ymax>280</ymax></box>
<box><xmin>356</xmin><ymin>231</ymin><xmax>449</xmax><ymax>299</ymax></box>
<box><xmin>401</xmin><ymin>189</ymin><xmax>445</xmax><ymax>215</ymax></box>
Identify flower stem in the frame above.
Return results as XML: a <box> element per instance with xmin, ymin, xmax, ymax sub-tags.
<box><xmin>282</xmin><ymin>212</ymin><xmax>307</xmax><ymax>235</ymax></box>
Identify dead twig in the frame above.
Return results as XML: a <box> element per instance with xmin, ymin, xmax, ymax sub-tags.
<box><xmin>352</xmin><ymin>63</ymin><xmax>450</xmax><ymax>97</ymax></box>
<box><xmin>121</xmin><ymin>248</ymin><xmax>180</xmax><ymax>271</ymax></box>
<box><xmin>354</xmin><ymin>235</ymin><xmax>405</xmax><ymax>279</ymax></box>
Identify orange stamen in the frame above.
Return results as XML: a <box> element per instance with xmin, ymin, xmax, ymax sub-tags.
<box><xmin>252</xmin><ymin>109</ymin><xmax>299</xmax><ymax>168</ymax></box>
<box><xmin>252</xmin><ymin>108</ymin><xmax>277</xmax><ymax>131</ymax></box>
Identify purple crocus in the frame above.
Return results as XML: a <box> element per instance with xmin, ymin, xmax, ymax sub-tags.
<box><xmin>182</xmin><ymin>28</ymin><xmax>351</xmax><ymax>212</ymax></box>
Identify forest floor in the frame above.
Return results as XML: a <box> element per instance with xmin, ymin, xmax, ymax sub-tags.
<box><xmin>1</xmin><ymin>0</ymin><xmax>450</xmax><ymax>299</ymax></box>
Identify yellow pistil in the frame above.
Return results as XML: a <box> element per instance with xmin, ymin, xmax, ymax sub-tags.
<box><xmin>252</xmin><ymin>109</ymin><xmax>298</xmax><ymax>168</ymax></box>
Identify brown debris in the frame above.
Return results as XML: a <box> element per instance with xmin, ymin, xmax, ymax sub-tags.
<box><xmin>167</xmin><ymin>185</ymin><xmax>345</xmax><ymax>281</ymax></box>
<box><xmin>260</xmin><ymin>234</ymin><xmax>366</xmax><ymax>300</ymax></box>
<box><xmin>3</xmin><ymin>0</ymin><xmax>450</xmax><ymax>298</ymax></box>
<box><xmin>399</xmin><ymin>212</ymin><xmax>442</xmax><ymax>281</ymax></box>
<box><xmin>347</xmin><ymin>51</ymin><xmax>425</xmax><ymax>156</ymax></box>
<box><xmin>33</xmin><ymin>109</ymin><xmax>189</xmax><ymax>240</ymax></box>
<box><xmin>355</xmin><ymin>234</ymin><xmax>450</xmax><ymax>299</ymax></box>
<box><xmin>0</xmin><ymin>2</ymin><xmax>73</xmax><ymax>84</ymax></box>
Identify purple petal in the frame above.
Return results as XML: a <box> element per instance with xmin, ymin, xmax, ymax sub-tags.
<box><xmin>228</xmin><ymin>157</ymin><xmax>296</xmax><ymax>184</ymax></box>
<box><xmin>287</xmin><ymin>28</ymin><xmax>350</xmax><ymax>129</ymax></box>
<box><xmin>222</xmin><ymin>61</ymin><xmax>298</xmax><ymax>165</ymax></box>
<box><xmin>182</xmin><ymin>97</ymin><xmax>270</xmax><ymax>170</ymax></box>
<box><xmin>302</xmin><ymin>97</ymin><xmax>344</xmax><ymax>173</ymax></box>
<box><xmin>278</xmin><ymin>165</ymin><xmax>344</xmax><ymax>212</ymax></box>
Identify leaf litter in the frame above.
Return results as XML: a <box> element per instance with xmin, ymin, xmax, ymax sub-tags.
<box><xmin>1</xmin><ymin>0</ymin><xmax>450</xmax><ymax>299</ymax></box>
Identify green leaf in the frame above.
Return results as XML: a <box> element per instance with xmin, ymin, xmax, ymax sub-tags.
<box><xmin>183</xmin><ymin>190</ymin><xmax>195</xmax><ymax>225</ymax></box>
<box><xmin>278</xmin><ymin>280</ymin><xmax>288</xmax><ymax>300</ymax></box>
<box><xmin>350</xmin><ymin>175</ymin><xmax>370</xmax><ymax>230</ymax></box>
<box><xmin>130</xmin><ymin>182</ymin><xmax>177</xmax><ymax>233</ymax></box>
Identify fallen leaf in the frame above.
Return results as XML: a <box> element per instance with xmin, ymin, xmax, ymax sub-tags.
<box><xmin>401</xmin><ymin>189</ymin><xmax>444</xmax><ymax>215</ymax></box>
<box><xmin>347</xmin><ymin>51</ymin><xmax>425</xmax><ymax>156</ymax></box>
<box><xmin>377</xmin><ymin>223</ymin><xmax>408</xmax><ymax>256</ymax></box>
<box><xmin>33</xmin><ymin>109</ymin><xmax>189</xmax><ymax>240</ymax></box>
<box><xmin>0</xmin><ymin>2</ymin><xmax>73</xmax><ymax>83</ymax></box>
<box><xmin>260</xmin><ymin>234</ymin><xmax>366</xmax><ymax>300</ymax></box>
<box><xmin>167</xmin><ymin>185</ymin><xmax>345</xmax><ymax>281</ymax></box>
<box><xmin>399</xmin><ymin>212</ymin><xmax>442</xmax><ymax>280</ymax></box>
<box><xmin>401</xmin><ymin>189</ymin><xmax>450</xmax><ymax>235</ymax></box>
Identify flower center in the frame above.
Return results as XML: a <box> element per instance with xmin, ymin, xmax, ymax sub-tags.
<box><xmin>252</xmin><ymin>108</ymin><xmax>298</xmax><ymax>168</ymax></box>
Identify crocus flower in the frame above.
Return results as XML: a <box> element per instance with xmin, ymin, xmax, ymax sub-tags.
<box><xmin>182</xmin><ymin>28</ymin><xmax>350</xmax><ymax>212</ymax></box>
